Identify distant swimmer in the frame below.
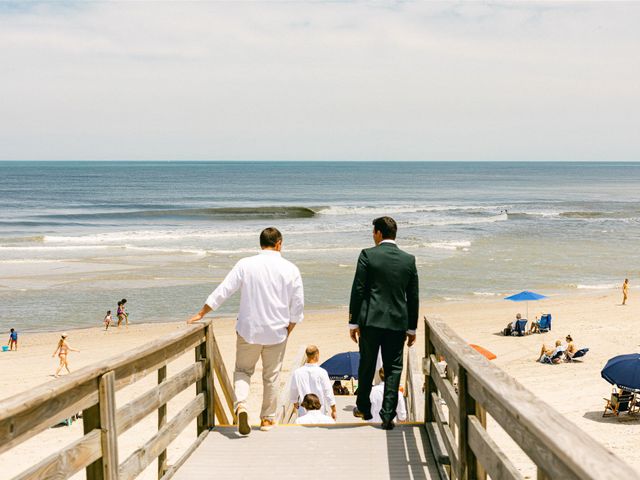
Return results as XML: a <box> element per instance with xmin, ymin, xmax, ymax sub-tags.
<box><xmin>623</xmin><ymin>279</ymin><xmax>629</xmax><ymax>305</ymax></box>
<box><xmin>52</xmin><ymin>333</ymin><xmax>80</xmax><ymax>378</ymax></box>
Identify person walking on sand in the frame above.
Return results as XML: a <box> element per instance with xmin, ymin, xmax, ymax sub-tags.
<box><xmin>103</xmin><ymin>310</ymin><xmax>112</xmax><ymax>331</ymax></box>
<box><xmin>52</xmin><ymin>333</ymin><xmax>79</xmax><ymax>377</ymax></box>
<box><xmin>8</xmin><ymin>328</ymin><xmax>18</xmax><ymax>351</ymax></box>
<box><xmin>187</xmin><ymin>227</ymin><xmax>304</xmax><ymax>436</ymax></box>
<box><xmin>349</xmin><ymin>216</ymin><xmax>419</xmax><ymax>430</ymax></box>
<box><xmin>623</xmin><ymin>279</ymin><xmax>629</xmax><ymax>305</ymax></box>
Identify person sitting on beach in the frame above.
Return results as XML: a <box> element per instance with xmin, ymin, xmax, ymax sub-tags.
<box><xmin>504</xmin><ymin>313</ymin><xmax>522</xmax><ymax>336</ymax></box>
<box><xmin>295</xmin><ymin>394</ymin><xmax>336</xmax><ymax>425</ymax></box>
<box><xmin>289</xmin><ymin>345</ymin><xmax>337</xmax><ymax>420</ymax></box>
<box><xmin>8</xmin><ymin>328</ymin><xmax>18</xmax><ymax>351</ymax></box>
<box><xmin>528</xmin><ymin>316</ymin><xmax>540</xmax><ymax>334</ymax></box>
<box><xmin>537</xmin><ymin>339</ymin><xmax>565</xmax><ymax>364</ymax></box>
<box><xmin>563</xmin><ymin>335</ymin><xmax>579</xmax><ymax>361</ymax></box>
<box><xmin>103</xmin><ymin>310</ymin><xmax>112</xmax><ymax>331</ymax></box>
<box><xmin>52</xmin><ymin>333</ymin><xmax>80</xmax><ymax>378</ymax></box>
<box><xmin>369</xmin><ymin>368</ymin><xmax>407</xmax><ymax>424</ymax></box>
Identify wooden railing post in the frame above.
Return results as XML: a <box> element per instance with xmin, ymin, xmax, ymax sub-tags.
<box><xmin>157</xmin><ymin>366</ymin><xmax>167</xmax><ymax>479</ymax></box>
<box><xmin>99</xmin><ymin>371</ymin><xmax>118</xmax><ymax>480</ymax></box>
<box><xmin>458</xmin><ymin>366</ymin><xmax>478</xmax><ymax>480</ymax></box>
<box><xmin>424</xmin><ymin>317</ymin><xmax>435</xmax><ymax>423</ymax></box>
<box><xmin>195</xmin><ymin>337</ymin><xmax>208</xmax><ymax>435</ymax></box>
<box><xmin>84</xmin><ymin>399</ymin><xmax>103</xmax><ymax>479</ymax></box>
<box><xmin>204</xmin><ymin>325</ymin><xmax>218</xmax><ymax>428</ymax></box>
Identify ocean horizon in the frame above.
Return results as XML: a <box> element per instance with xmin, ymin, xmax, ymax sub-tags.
<box><xmin>1</xmin><ymin>161</ymin><xmax>639</xmax><ymax>332</ymax></box>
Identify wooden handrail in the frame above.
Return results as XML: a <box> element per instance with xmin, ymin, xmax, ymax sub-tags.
<box><xmin>0</xmin><ymin>319</ymin><xmax>235</xmax><ymax>480</ymax></box>
<box><xmin>423</xmin><ymin>316</ymin><xmax>640</xmax><ymax>480</ymax></box>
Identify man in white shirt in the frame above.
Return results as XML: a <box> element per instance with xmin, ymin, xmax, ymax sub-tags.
<box><xmin>294</xmin><ymin>393</ymin><xmax>336</xmax><ymax>425</ymax></box>
<box><xmin>289</xmin><ymin>345</ymin><xmax>336</xmax><ymax>420</ymax></box>
<box><xmin>187</xmin><ymin>227</ymin><xmax>304</xmax><ymax>435</ymax></box>
<box><xmin>369</xmin><ymin>368</ymin><xmax>407</xmax><ymax>424</ymax></box>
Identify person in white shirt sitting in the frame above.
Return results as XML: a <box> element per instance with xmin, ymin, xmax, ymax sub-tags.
<box><xmin>187</xmin><ymin>227</ymin><xmax>304</xmax><ymax>435</ymax></box>
<box><xmin>295</xmin><ymin>394</ymin><xmax>336</xmax><ymax>425</ymax></box>
<box><xmin>290</xmin><ymin>345</ymin><xmax>337</xmax><ymax>420</ymax></box>
<box><xmin>369</xmin><ymin>368</ymin><xmax>407</xmax><ymax>424</ymax></box>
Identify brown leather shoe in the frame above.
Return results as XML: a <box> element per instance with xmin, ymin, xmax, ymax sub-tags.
<box><xmin>260</xmin><ymin>418</ymin><xmax>275</xmax><ymax>431</ymax></box>
<box><xmin>237</xmin><ymin>407</ymin><xmax>251</xmax><ymax>436</ymax></box>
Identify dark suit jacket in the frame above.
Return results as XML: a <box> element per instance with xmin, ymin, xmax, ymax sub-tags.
<box><xmin>349</xmin><ymin>242</ymin><xmax>419</xmax><ymax>332</ymax></box>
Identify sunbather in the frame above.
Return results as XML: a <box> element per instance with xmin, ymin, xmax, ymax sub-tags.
<box><xmin>528</xmin><ymin>316</ymin><xmax>540</xmax><ymax>334</ymax></box>
<box><xmin>503</xmin><ymin>313</ymin><xmax>522</xmax><ymax>336</ymax></box>
<box><xmin>564</xmin><ymin>335</ymin><xmax>577</xmax><ymax>360</ymax></box>
<box><xmin>537</xmin><ymin>339</ymin><xmax>565</xmax><ymax>364</ymax></box>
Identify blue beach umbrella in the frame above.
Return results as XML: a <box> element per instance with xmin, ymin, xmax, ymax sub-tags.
<box><xmin>601</xmin><ymin>354</ymin><xmax>640</xmax><ymax>393</ymax></box>
<box><xmin>320</xmin><ymin>351</ymin><xmax>360</xmax><ymax>380</ymax></box>
<box><xmin>504</xmin><ymin>290</ymin><xmax>548</xmax><ymax>320</ymax></box>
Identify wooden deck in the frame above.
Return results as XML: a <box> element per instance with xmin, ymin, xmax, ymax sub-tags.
<box><xmin>173</xmin><ymin>423</ymin><xmax>441</xmax><ymax>480</ymax></box>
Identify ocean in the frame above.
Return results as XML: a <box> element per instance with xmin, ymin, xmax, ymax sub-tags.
<box><xmin>1</xmin><ymin>161</ymin><xmax>639</xmax><ymax>332</ymax></box>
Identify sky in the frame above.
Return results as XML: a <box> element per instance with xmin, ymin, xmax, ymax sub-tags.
<box><xmin>0</xmin><ymin>1</ymin><xmax>639</xmax><ymax>162</ymax></box>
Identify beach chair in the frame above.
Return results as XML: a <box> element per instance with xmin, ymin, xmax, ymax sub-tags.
<box><xmin>603</xmin><ymin>391</ymin><xmax>635</xmax><ymax>417</ymax></box>
<box><xmin>511</xmin><ymin>319</ymin><xmax>528</xmax><ymax>336</ymax></box>
<box><xmin>540</xmin><ymin>349</ymin><xmax>564</xmax><ymax>364</ymax></box>
<box><xmin>538</xmin><ymin>314</ymin><xmax>552</xmax><ymax>332</ymax></box>
<box><xmin>566</xmin><ymin>347</ymin><xmax>589</xmax><ymax>362</ymax></box>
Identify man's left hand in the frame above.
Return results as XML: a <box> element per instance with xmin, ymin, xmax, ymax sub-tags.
<box><xmin>406</xmin><ymin>333</ymin><xmax>416</xmax><ymax>347</ymax></box>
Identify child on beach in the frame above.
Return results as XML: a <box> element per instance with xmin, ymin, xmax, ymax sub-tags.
<box><xmin>8</xmin><ymin>328</ymin><xmax>18</xmax><ymax>351</ymax></box>
<box><xmin>52</xmin><ymin>333</ymin><xmax>79</xmax><ymax>378</ymax></box>
<box><xmin>103</xmin><ymin>311</ymin><xmax>112</xmax><ymax>330</ymax></box>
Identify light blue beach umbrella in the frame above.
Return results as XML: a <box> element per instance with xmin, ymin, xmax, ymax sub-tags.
<box><xmin>504</xmin><ymin>290</ymin><xmax>548</xmax><ymax>320</ymax></box>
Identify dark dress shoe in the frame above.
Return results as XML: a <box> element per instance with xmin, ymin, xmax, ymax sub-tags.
<box><xmin>381</xmin><ymin>419</ymin><xmax>395</xmax><ymax>430</ymax></box>
<box><xmin>353</xmin><ymin>407</ymin><xmax>373</xmax><ymax>421</ymax></box>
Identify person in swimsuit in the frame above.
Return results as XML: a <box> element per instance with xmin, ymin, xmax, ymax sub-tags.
<box><xmin>623</xmin><ymin>279</ymin><xmax>629</xmax><ymax>305</ymax></box>
<box><xmin>103</xmin><ymin>310</ymin><xmax>112</xmax><ymax>331</ymax></box>
<box><xmin>52</xmin><ymin>333</ymin><xmax>79</xmax><ymax>378</ymax></box>
<box><xmin>118</xmin><ymin>298</ymin><xmax>129</xmax><ymax>327</ymax></box>
<box><xmin>8</xmin><ymin>328</ymin><xmax>18</xmax><ymax>351</ymax></box>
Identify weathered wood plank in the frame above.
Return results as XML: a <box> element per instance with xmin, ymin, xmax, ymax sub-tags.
<box><xmin>83</xmin><ymin>402</ymin><xmax>103</xmax><ymax>480</ymax></box>
<box><xmin>458</xmin><ymin>367</ymin><xmax>476</xmax><ymax>480</ymax></box>
<box><xmin>115</xmin><ymin>361</ymin><xmax>204</xmax><ymax>435</ymax></box>
<box><xmin>159</xmin><ymin>430</ymin><xmax>209</xmax><ymax>480</ymax></box>
<box><xmin>208</xmin><ymin>327</ymin><xmax>236</xmax><ymax>422</ymax></box>
<box><xmin>468</xmin><ymin>415</ymin><xmax>521</xmax><ymax>480</ymax></box>
<box><xmin>405</xmin><ymin>346</ymin><xmax>425</xmax><ymax>422</ymax></box>
<box><xmin>0</xmin><ymin>323</ymin><xmax>207</xmax><ymax>454</ymax></box>
<box><xmin>428</xmin><ymin>319</ymin><xmax>639</xmax><ymax>480</ymax></box>
<box><xmin>157</xmin><ymin>366</ymin><xmax>168</xmax><ymax>480</ymax></box>
<box><xmin>118</xmin><ymin>393</ymin><xmax>206</xmax><ymax>480</ymax></box>
<box><xmin>429</xmin><ymin>354</ymin><xmax>459</xmax><ymax>426</ymax></box>
<box><xmin>99</xmin><ymin>372</ymin><xmax>118</xmax><ymax>480</ymax></box>
<box><xmin>431</xmin><ymin>392</ymin><xmax>459</xmax><ymax>473</ymax></box>
<box><xmin>13</xmin><ymin>429</ymin><xmax>101</xmax><ymax>480</ymax></box>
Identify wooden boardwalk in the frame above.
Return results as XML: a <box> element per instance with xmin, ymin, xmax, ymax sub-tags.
<box><xmin>174</xmin><ymin>423</ymin><xmax>441</xmax><ymax>480</ymax></box>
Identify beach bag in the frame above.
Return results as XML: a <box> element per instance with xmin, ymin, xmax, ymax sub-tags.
<box><xmin>503</xmin><ymin>326</ymin><xmax>512</xmax><ymax>336</ymax></box>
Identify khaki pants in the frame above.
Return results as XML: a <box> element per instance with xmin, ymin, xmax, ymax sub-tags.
<box><xmin>234</xmin><ymin>334</ymin><xmax>287</xmax><ymax>420</ymax></box>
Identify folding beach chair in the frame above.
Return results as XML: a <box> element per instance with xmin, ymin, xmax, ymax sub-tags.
<box><xmin>566</xmin><ymin>347</ymin><xmax>589</xmax><ymax>362</ymax></box>
<box><xmin>538</xmin><ymin>314</ymin><xmax>552</xmax><ymax>332</ymax></box>
<box><xmin>540</xmin><ymin>349</ymin><xmax>564</xmax><ymax>364</ymax></box>
<box><xmin>512</xmin><ymin>319</ymin><xmax>528</xmax><ymax>336</ymax></box>
<box><xmin>603</xmin><ymin>391</ymin><xmax>635</xmax><ymax>417</ymax></box>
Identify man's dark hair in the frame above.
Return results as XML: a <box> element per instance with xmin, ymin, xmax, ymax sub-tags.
<box><xmin>260</xmin><ymin>227</ymin><xmax>283</xmax><ymax>248</ymax></box>
<box><xmin>372</xmin><ymin>216</ymin><xmax>397</xmax><ymax>240</ymax></box>
<box><xmin>301</xmin><ymin>393</ymin><xmax>322</xmax><ymax>411</ymax></box>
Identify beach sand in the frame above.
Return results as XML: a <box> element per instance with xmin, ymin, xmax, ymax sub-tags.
<box><xmin>1</xmin><ymin>291</ymin><xmax>638</xmax><ymax>478</ymax></box>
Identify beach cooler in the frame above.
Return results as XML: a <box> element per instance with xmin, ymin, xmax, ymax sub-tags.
<box><xmin>1</xmin><ymin>346</ymin><xmax>8</xmax><ymax>352</ymax></box>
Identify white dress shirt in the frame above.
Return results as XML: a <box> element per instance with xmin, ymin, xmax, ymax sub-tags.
<box><xmin>206</xmin><ymin>250</ymin><xmax>304</xmax><ymax>345</ymax></box>
<box><xmin>295</xmin><ymin>410</ymin><xmax>336</xmax><ymax>425</ymax></box>
<box><xmin>289</xmin><ymin>363</ymin><xmax>336</xmax><ymax>416</ymax></box>
<box><xmin>368</xmin><ymin>382</ymin><xmax>407</xmax><ymax>423</ymax></box>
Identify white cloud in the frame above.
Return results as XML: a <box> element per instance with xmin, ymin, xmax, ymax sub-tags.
<box><xmin>0</xmin><ymin>1</ymin><xmax>639</xmax><ymax>161</ymax></box>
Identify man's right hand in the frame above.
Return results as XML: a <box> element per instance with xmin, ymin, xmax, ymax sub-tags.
<box><xmin>350</xmin><ymin>327</ymin><xmax>360</xmax><ymax>344</ymax></box>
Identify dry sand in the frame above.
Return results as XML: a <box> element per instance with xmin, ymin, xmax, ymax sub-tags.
<box><xmin>1</xmin><ymin>291</ymin><xmax>638</xmax><ymax>478</ymax></box>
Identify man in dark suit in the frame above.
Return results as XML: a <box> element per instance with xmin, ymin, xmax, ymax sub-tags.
<box><xmin>349</xmin><ymin>216</ymin><xmax>419</xmax><ymax>429</ymax></box>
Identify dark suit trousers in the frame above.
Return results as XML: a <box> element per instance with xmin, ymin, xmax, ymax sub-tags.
<box><xmin>356</xmin><ymin>326</ymin><xmax>406</xmax><ymax>422</ymax></box>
